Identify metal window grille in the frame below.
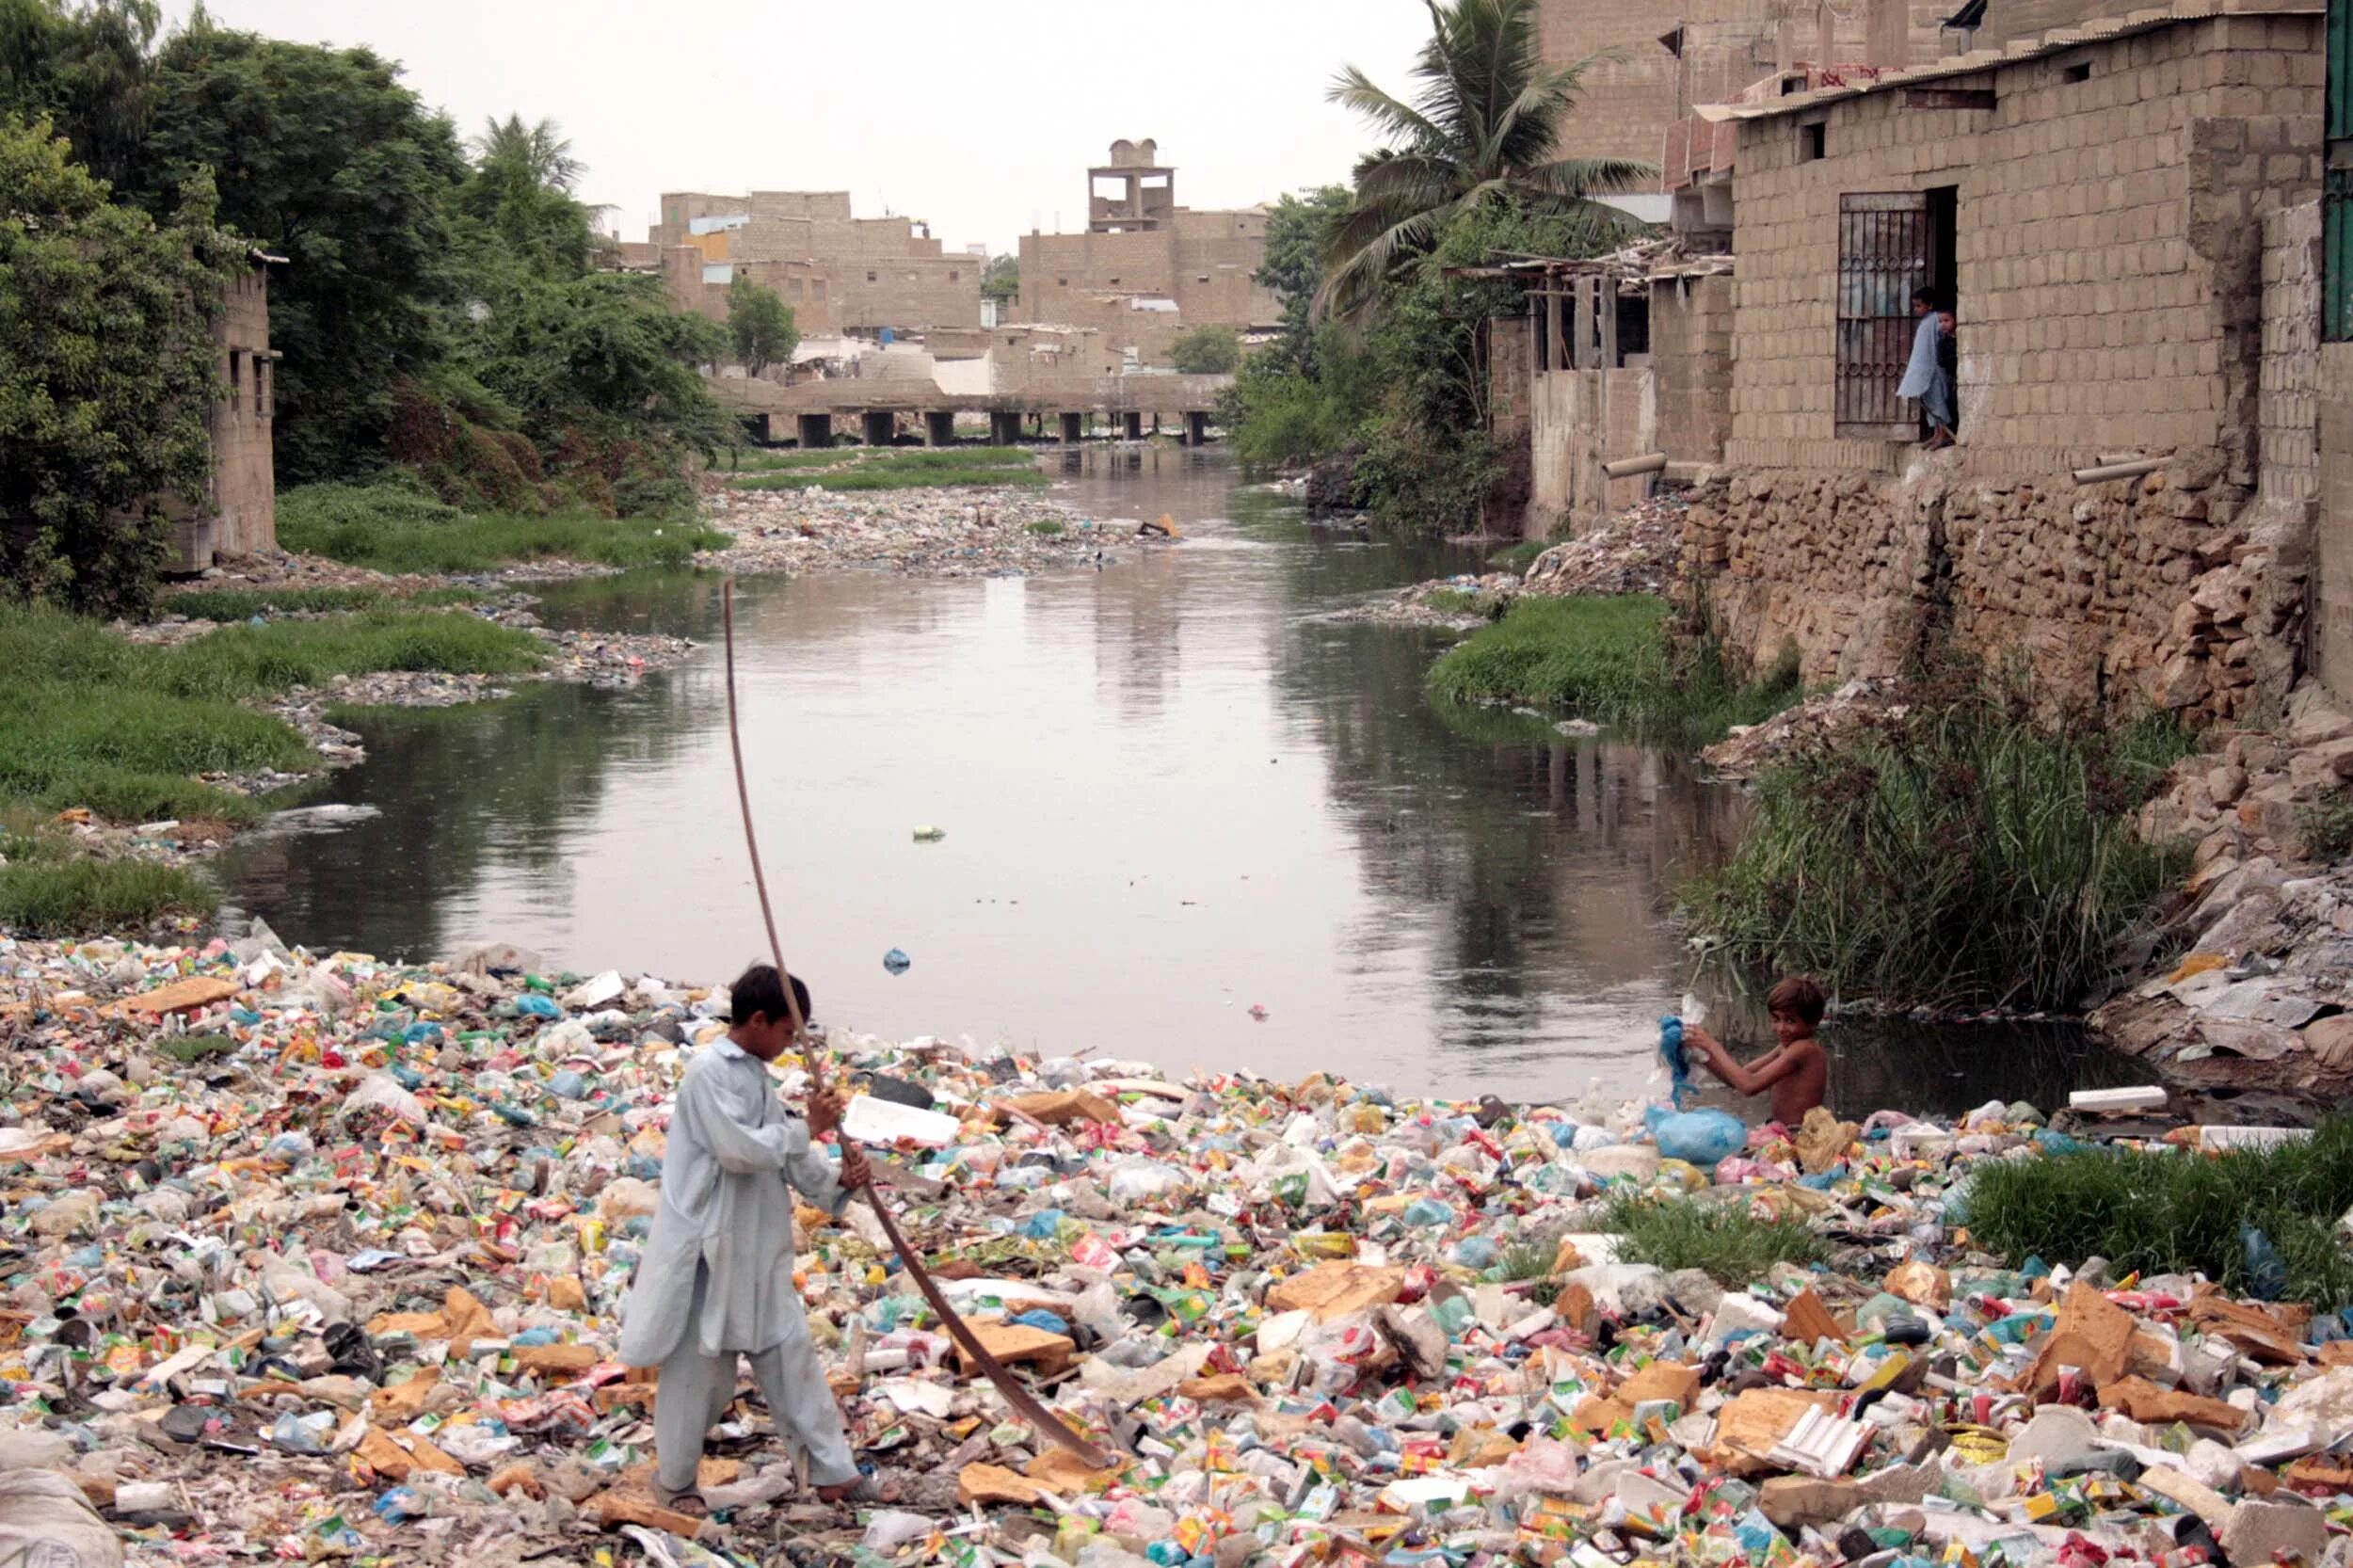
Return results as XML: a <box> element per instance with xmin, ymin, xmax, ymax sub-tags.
<box><xmin>1835</xmin><ymin>192</ymin><xmax>1930</xmax><ymax>436</ymax></box>
<box><xmin>2328</xmin><ymin>0</ymin><xmax>2353</xmax><ymax>340</ymax></box>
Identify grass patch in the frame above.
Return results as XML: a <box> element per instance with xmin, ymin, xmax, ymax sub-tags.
<box><xmin>279</xmin><ymin>481</ymin><xmax>728</xmax><ymax>574</ymax></box>
<box><xmin>1683</xmin><ymin>668</ymin><xmax>2201</xmax><ymax>1013</ymax></box>
<box><xmin>1487</xmin><ymin>540</ymin><xmax>1550</xmax><ymax>574</ymax></box>
<box><xmin>2297</xmin><ymin>795</ymin><xmax>2353</xmax><ymax>861</ymax></box>
<box><xmin>1025</xmin><ymin>519</ymin><xmax>1066</xmax><ymax>536</ymax></box>
<box><xmin>1426</xmin><ymin>595</ymin><xmax>1801</xmax><ymax>744</ymax></box>
<box><xmin>1593</xmin><ymin>1191</ymin><xmax>1828</xmax><ymax>1284</ymax></box>
<box><xmin>1961</xmin><ymin>1117</ymin><xmax>2353</xmax><ymax>1306</ymax></box>
<box><xmin>157</xmin><ymin>585</ymin><xmax>496</xmax><ymax>622</ymax></box>
<box><xmin>0</xmin><ymin>602</ymin><xmax>545</xmax><ymax>932</ymax></box>
<box><xmin>727</xmin><ymin>445</ymin><xmax>1044</xmax><ymax>493</ymax></box>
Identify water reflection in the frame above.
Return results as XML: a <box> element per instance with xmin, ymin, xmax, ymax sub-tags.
<box><xmin>216</xmin><ymin>450</ymin><xmax>2124</xmax><ymax>1112</ymax></box>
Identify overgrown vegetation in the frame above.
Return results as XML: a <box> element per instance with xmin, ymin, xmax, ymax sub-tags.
<box><xmin>277</xmin><ymin>480</ymin><xmax>726</xmax><ymax>574</ymax></box>
<box><xmin>2297</xmin><ymin>795</ymin><xmax>2353</xmax><ymax>861</ymax></box>
<box><xmin>0</xmin><ymin>601</ymin><xmax>542</xmax><ymax>930</ymax></box>
<box><xmin>1222</xmin><ymin>0</ymin><xmax>1650</xmax><ymax>532</ymax></box>
<box><xmin>1488</xmin><ymin>540</ymin><xmax>1550</xmax><ymax>574</ymax></box>
<box><xmin>726</xmin><ymin>446</ymin><xmax>1045</xmax><ymax>493</ymax></box>
<box><xmin>1</xmin><ymin>4</ymin><xmax>734</xmax><ymax>608</ymax></box>
<box><xmin>1427</xmin><ymin>596</ymin><xmax>1802</xmax><ymax>743</ymax></box>
<box><xmin>1961</xmin><ymin>1118</ymin><xmax>2353</xmax><ymax>1307</ymax></box>
<box><xmin>1593</xmin><ymin>1192</ymin><xmax>1828</xmax><ymax>1284</ymax></box>
<box><xmin>728</xmin><ymin>273</ymin><xmax>799</xmax><ymax>379</ymax></box>
<box><xmin>1171</xmin><ymin>324</ymin><xmax>1241</xmax><ymax>376</ymax></box>
<box><xmin>159</xmin><ymin>584</ymin><xmax>489</xmax><ymax>621</ymax></box>
<box><xmin>1682</xmin><ymin>664</ymin><xmax>2201</xmax><ymax>1014</ymax></box>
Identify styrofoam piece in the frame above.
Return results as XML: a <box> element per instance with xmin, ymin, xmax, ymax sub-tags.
<box><xmin>2188</xmin><ymin>1125</ymin><xmax>2313</xmax><ymax>1152</ymax></box>
<box><xmin>1769</xmin><ymin>1404</ymin><xmax>1871</xmax><ymax>1479</ymax></box>
<box><xmin>840</xmin><ymin>1093</ymin><xmax>961</xmax><ymax>1146</ymax></box>
<box><xmin>2068</xmin><ymin>1086</ymin><xmax>2168</xmax><ymax>1112</ymax></box>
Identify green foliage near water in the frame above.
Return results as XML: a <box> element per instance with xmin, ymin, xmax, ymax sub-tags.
<box><xmin>1593</xmin><ymin>1192</ymin><xmax>1828</xmax><ymax>1284</ymax></box>
<box><xmin>0</xmin><ymin>847</ymin><xmax>214</xmax><ymax>936</ymax></box>
<box><xmin>1427</xmin><ymin>595</ymin><xmax>1801</xmax><ymax>743</ymax></box>
<box><xmin>1682</xmin><ymin>669</ymin><xmax>2201</xmax><ymax>1014</ymax></box>
<box><xmin>1961</xmin><ymin>1118</ymin><xmax>2353</xmax><ymax>1307</ymax></box>
<box><xmin>0</xmin><ymin>115</ymin><xmax>242</xmax><ymax>616</ymax></box>
<box><xmin>1488</xmin><ymin>540</ymin><xmax>1549</xmax><ymax>574</ymax></box>
<box><xmin>159</xmin><ymin>584</ymin><xmax>491</xmax><ymax>621</ymax></box>
<box><xmin>1172</xmin><ymin>324</ymin><xmax>1241</xmax><ymax>376</ymax></box>
<box><xmin>727</xmin><ymin>446</ymin><xmax>1045</xmax><ymax>492</ymax></box>
<box><xmin>277</xmin><ymin>480</ymin><xmax>727</xmax><ymax>573</ymax></box>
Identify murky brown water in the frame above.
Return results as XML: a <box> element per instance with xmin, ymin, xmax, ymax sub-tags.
<box><xmin>216</xmin><ymin>449</ymin><xmax>2137</xmax><ymax>1113</ymax></box>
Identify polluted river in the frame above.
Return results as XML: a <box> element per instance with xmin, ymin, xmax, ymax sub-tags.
<box><xmin>215</xmin><ymin>448</ymin><xmax>2133</xmax><ymax>1115</ymax></box>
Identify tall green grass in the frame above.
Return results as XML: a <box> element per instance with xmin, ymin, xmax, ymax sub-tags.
<box><xmin>158</xmin><ymin>584</ymin><xmax>492</xmax><ymax>621</ymax></box>
<box><xmin>278</xmin><ymin>482</ymin><xmax>728</xmax><ymax>573</ymax></box>
<box><xmin>727</xmin><ymin>445</ymin><xmax>1044</xmax><ymax>492</ymax></box>
<box><xmin>1426</xmin><ymin>595</ymin><xmax>1802</xmax><ymax>744</ymax></box>
<box><xmin>0</xmin><ymin>603</ymin><xmax>544</xmax><ymax>929</ymax></box>
<box><xmin>1683</xmin><ymin>673</ymin><xmax>2199</xmax><ymax>1013</ymax></box>
<box><xmin>1961</xmin><ymin>1118</ymin><xmax>2353</xmax><ymax>1306</ymax></box>
<box><xmin>0</xmin><ymin>821</ymin><xmax>213</xmax><ymax>936</ymax></box>
<box><xmin>1593</xmin><ymin>1192</ymin><xmax>1828</xmax><ymax>1284</ymax></box>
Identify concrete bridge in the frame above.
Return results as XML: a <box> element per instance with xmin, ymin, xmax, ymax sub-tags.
<box><xmin>712</xmin><ymin>372</ymin><xmax>1232</xmax><ymax>448</ymax></box>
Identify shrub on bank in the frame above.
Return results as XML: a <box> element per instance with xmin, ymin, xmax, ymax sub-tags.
<box><xmin>1682</xmin><ymin>669</ymin><xmax>2199</xmax><ymax>1014</ymax></box>
<box><xmin>1426</xmin><ymin>595</ymin><xmax>1802</xmax><ymax>744</ymax></box>
<box><xmin>1961</xmin><ymin>1117</ymin><xmax>2353</xmax><ymax>1306</ymax></box>
<box><xmin>1593</xmin><ymin>1192</ymin><xmax>1828</xmax><ymax>1283</ymax></box>
<box><xmin>278</xmin><ymin>480</ymin><xmax>727</xmax><ymax>573</ymax></box>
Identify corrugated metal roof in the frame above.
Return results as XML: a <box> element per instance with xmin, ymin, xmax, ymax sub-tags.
<box><xmin>1701</xmin><ymin>0</ymin><xmax>2318</xmax><ymax>122</ymax></box>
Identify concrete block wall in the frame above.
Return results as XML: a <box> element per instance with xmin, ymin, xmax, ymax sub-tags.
<box><xmin>2320</xmin><ymin>344</ymin><xmax>2353</xmax><ymax>699</ymax></box>
<box><xmin>1652</xmin><ymin>275</ymin><xmax>1736</xmax><ymax>465</ymax></box>
<box><xmin>1529</xmin><ymin>366</ymin><xmax>1659</xmax><ymax>537</ymax></box>
<box><xmin>2259</xmin><ymin>200</ymin><xmax>2322</xmax><ymax>504</ymax></box>
<box><xmin>1725</xmin><ymin>15</ymin><xmax>2324</xmax><ymax>478</ymax></box>
<box><xmin>206</xmin><ymin>264</ymin><xmax>276</xmax><ymax>559</ymax></box>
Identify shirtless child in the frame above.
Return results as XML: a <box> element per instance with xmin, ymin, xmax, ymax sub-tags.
<box><xmin>1683</xmin><ymin>975</ymin><xmax>1829</xmax><ymax>1125</ymax></box>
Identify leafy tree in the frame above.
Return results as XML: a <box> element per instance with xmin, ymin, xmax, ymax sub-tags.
<box><xmin>981</xmin><ymin>251</ymin><xmax>1018</xmax><ymax>306</ymax></box>
<box><xmin>1317</xmin><ymin>0</ymin><xmax>1651</xmax><ymax>322</ymax></box>
<box><xmin>469</xmin><ymin>271</ymin><xmax>727</xmax><ymax>446</ymax></box>
<box><xmin>456</xmin><ymin>114</ymin><xmax>591</xmax><ymax>290</ymax></box>
<box><xmin>0</xmin><ymin>118</ymin><xmax>239</xmax><ymax>612</ymax></box>
<box><xmin>133</xmin><ymin>22</ymin><xmax>468</xmax><ymax>483</ymax></box>
<box><xmin>0</xmin><ymin>0</ymin><xmax>156</xmax><ymax>185</ymax></box>
<box><xmin>1171</xmin><ymin>324</ymin><xmax>1241</xmax><ymax>376</ymax></box>
<box><xmin>727</xmin><ymin>272</ymin><xmax>798</xmax><ymax>377</ymax></box>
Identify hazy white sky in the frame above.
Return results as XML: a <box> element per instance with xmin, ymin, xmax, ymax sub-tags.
<box><xmin>168</xmin><ymin>1</ymin><xmax>1433</xmax><ymax>255</ymax></box>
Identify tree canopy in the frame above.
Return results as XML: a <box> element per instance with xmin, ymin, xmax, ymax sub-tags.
<box><xmin>1317</xmin><ymin>0</ymin><xmax>1650</xmax><ymax>323</ymax></box>
<box><xmin>0</xmin><ymin>117</ymin><xmax>239</xmax><ymax>612</ymax></box>
<box><xmin>728</xmin><ymin>273</ymin><xmax>799</xmax><ymax>378</ymax></box>
<box><xmin>981</xmin><ymin>252</ymin><xmax>1019</xmax><ymax>306</ymax></box>
<box><xmin>1171</xmin><ymin>324</ymin><xmax>1241</xmax><ymax>376</ymax></box>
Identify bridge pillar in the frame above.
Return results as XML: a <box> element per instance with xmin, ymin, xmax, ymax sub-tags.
<box><xmin>1121</xmin><ymin>410</ymin><xmax>1144</xmax><ymax>441</ymax></box>
<box><xmin>988</xmin><ymin>410</ymin><xmax>1024</xmax><ymax>445</ymax></box>
<box><xmin>924</xmin><ymin>411</ymin><xmax>955</xmax><ymax>446</ymax></box>
<box><xmin>1060</xmin><ymin>412</ymin><xmax>1083</xmax><ymax>443</ymax></box>
<box><xmin>796</xmin><ymin>413</ymin><xmax>833</xmax><ymax>449</ymax></box>
<box><xmin>862</xmin><ymin>409</ymin><xmax>896</xmax><ymax>446</ymax></box>
<box><xmin>1185</xmin><ymin>410</ymin><xmax>1209</xmax><ymax>446</ymax></box>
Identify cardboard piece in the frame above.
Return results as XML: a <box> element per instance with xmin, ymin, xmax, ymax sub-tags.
<box><xmin>513</xmin><ymin>1343</ymin><xmax>600</xmax><ymax>1375</ymax></box>
<box><xmin>369</xmin><ymin>1371</ymin><xmax>440</xmax><ymax>1421</ymax></box>
<box><xmin>1711</xmin><ymin>1388</ymin><xmax>1836</xmax><ymax>1476</ymax></box>
<box><xmin>2096</xmin><ymin>1375</ymin><xmax>2247</xmax><ymax>1432</ymax></box>
<box><xmin>104</xmin><ymin>976</ymin><xmax>238</xmax><ymax>1017</ymax></box>
<box><xmin>952</xmin><ymin>1319</ymin><xmax>1075</xmax><ymax>1378</ymax></box>
<box><xmin>2187</xmin><ymin>1295</ymin><xmax>2307</xmax><ymax>1365</ymax></box>
<box><xmin>1002</xmin><ymin>1089</ymin><xmax>1122</xmax><ymax>1126</ymax></box>
<box><xmin>1617</xmin><ymin>1360</ymin><xmax>1701</xmax><ymax>1410</ymax></box>
<box><xmin>1884</xmin><ymin>1261</ymin><xmax>1952</xmax><ymax>1311</ymax></box>
<box><xmin>1023</xmin><ymin>1447</ymin><xmax>1124</xmax><ymax>1495</ymax></box>
<box><xmin>1782</xmin><ymin>1289</ymin><xmax>1850</xmax><ymax>1346</ymax></box>
<box><xmin>1266</xmin><ymin>1262</ymin><xmax>1409</xmax><ymax>1323</ymax></box>
<box><xmin>958</xmin><ymin>1463</ymin><xmax>1048</xmax><ymax>1505</ymax></box>
<box><xmin>1176</xmin><ymin>1373</ymin><xmax>1261</xmax><ymax>1404</ymax></box>
<box><xmin>587</xmin><ymin>1487</ymin><xmax>710</xmax><ymax>1539</ymax></box>
<box><xmin>2020</xmin><ymin>1283</ymin><xmax>2136</xmax><ymax>1398</ymax></box>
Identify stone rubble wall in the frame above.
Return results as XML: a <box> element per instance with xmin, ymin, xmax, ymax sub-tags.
<box><xmin>1685</xmin><ymin>451</ymin><xmax>2305</xmax><ymax>724</ymax></box>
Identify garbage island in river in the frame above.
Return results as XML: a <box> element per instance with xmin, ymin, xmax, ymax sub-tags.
<box><xmin>6</xmin><ymin>930</ymin><xmax>2352</xmax><ymax>1568</ymax></box>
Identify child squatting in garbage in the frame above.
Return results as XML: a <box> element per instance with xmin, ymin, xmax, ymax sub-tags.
<box><xmin>616</xmin><ymin>964</ymin><xmax>873</xmax><ymax>1513</ymax></box>
<box><xmin>1682</xmin><ymin>974</ymin><xmax>1830</xmax><ymax>1126</ymax></box>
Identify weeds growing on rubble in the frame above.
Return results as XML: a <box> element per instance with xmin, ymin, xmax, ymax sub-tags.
<box><xmin>1593</xmin><ymin>1192</ymin><xmax>1828</xmax><ymax>1283</ymax></box>
<box><xmin>0</xmin><ymin>604</ymin><xmax>544</xmax><ymax>930</ymax></box>
<box><xmin>1486</xmin><ymin>540</ymin><xmax>1549</xmax><ymax>574</ymax></box>
<box><xmin>1425</xmin><ymin>595</ymin><xmax>1801</xmax><ymax>744</ymax></box>
<box><xmin>158</xmin><ymin>585</ymin><xmax>491</xmax><ymax>622</ymax></box>
<box><xmin>0</xmin><ymin>831</ymin><xmax>213</xmax><ymax>936</ymax></box>
<box><xmin>1961</xmin><ymin>1116</ymin><xmax>2353</xmax><ymax>1306</ymax></box>
<box><xmin>1682</xmin><ymin>664</ymin><xmax>2200</xmax><ymax>1014</ymax></box>
<box><xmin>278</xmin><ymin>482</ymin><xmax>726</xmax><ymax>573</ymax></box>
<box><xmin>728</xmin><ymin>445</ymin><xmax>1047</xmax><ymax>493</ymax></box>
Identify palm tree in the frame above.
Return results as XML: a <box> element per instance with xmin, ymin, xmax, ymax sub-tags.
<box><xmin>1315</xmin><ymin>0</ymin><xmax>1656</xmax><ymax>323</ymax></box>
<box><xmin>472</xmin><ymin>114</ymin><xmax>582</xmax><ymax>192</ymax></box>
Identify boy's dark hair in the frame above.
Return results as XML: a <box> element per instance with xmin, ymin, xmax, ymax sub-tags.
<box><xmin>729</xmin><ymin>963</ymin><xmax>811</xmax><ymax>1027</ymax></box>
<box><xmin>1767</xmin><ymin>974</ymin><xmax>1828</xmax><ymax>1028</ymax></box>
<box><xmin>1911</xmin><ymin>286</ymin><xmax>1937</xmax><ymax>308</ymax></box>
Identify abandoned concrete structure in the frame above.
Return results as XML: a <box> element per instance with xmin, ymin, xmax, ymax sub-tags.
<box><xmin>170</xmin><ymin>254</ymin><xmax>278</xmax><ymax>571</ymax></box>
<box><xmin>1018</xmin><ymin>142</ymin><xmax>1279</xmax><ymax>367</ymax></box>
<box><xmin>646</xmin><ymin>189</ymin><xmax>978</xmax><ymax>339</ymax></box>
<box><xmin>1503</xmin><ymin>0</ymin><xmax>2332</xmax><ymax>728</ymax></box>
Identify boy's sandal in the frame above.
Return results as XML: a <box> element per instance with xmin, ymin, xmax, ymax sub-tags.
<box><xmin>817</xmin><ymin>1474</ymin><xmax>882</xmax><ymax>1504</ymax></box>
<box><xmin>656</xmin><ymin>1485</ymin><xmax>711</xmax><ymax>1518</ymax></box>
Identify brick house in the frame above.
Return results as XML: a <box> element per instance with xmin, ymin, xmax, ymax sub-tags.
<box><xmin>170</xmin><ymin>251</ymin><xmax>279</xmax><ymax>571</ymax></box>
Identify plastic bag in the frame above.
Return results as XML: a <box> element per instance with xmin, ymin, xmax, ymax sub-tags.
<box><xmin>1643</xmin><ymin>1105</ymin><xmax>1746</xmax><ymax>1168</ymax></box>
<box><xmin>1103</xmin><ymin>1158</ymin><xmax>1190</xmax><ymax>1204</ymax></box>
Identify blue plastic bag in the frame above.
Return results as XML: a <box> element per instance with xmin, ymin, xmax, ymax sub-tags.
<box><xmin>1643</xmin><ymin>1104</ymin><xmax>1746</xmax><ymax>1168</ymax></box>
<box><xmin>2242</xmin><ymin>1224</ymin><xmax>2288</xmax><ymax>1301</ymax></box>
<box><xmin>1658</xmin><ymin>1016</ymin><xmax>1692</xmax><ymax>1108</ymax></box>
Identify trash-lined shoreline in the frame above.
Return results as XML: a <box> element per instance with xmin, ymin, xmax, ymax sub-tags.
<box><xmin>10</xmin><ymin>936</ymin><xmax>2350</xmax><ymax>1565</ymax></box>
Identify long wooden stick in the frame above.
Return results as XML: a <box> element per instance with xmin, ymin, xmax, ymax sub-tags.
<box><xmin>721</xmin><ymin>581</ymin><xmax>1108</xmax><ymax>1467</ymax></box>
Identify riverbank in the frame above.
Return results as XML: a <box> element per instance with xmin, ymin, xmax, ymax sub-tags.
<box><xmin>11</xmin><ymin>935</ymin><xmax>2352</xmax><ymax>1560</ymax></box>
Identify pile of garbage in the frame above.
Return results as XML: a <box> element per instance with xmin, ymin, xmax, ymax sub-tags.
<box><xmin>1321</xmin><ymin>574</ymin><xmax>1519</xmax><ymax>629</ymax></box>
<box><xmin>5</xmin><ymin>934</ymin><xmax>2351</xmax><ymax>1568</ymax></box>
<box><xmin>705</xmin><ymin>488</ymin><xmax>1130</xmax><ymax>578</ymax></box>
<box><xmin>1522</xmin><ymin>495</ymin><xmax>1689</xmax><ymax>600</ymax></box>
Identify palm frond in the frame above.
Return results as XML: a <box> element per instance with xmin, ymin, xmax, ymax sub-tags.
<box><xmin>1519</xmin><ymin>155</ymin><xmax>1658</xmax><ymax>200</ymax></box>
<box><xmin>1328</xmin><ymin>64</ymin><xmax>1446</xmax><ymax>149</ymax></box>
<box><xmin>1314</xmin><ymin>203</ymin><xmax>1448</xmax><ymax>324</ymax></box>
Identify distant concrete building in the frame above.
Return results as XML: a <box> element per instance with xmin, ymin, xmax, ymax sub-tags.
<box><xmin>1017</xmin><ymin>141</ymin><xmax>1279</xmax><ymax>367</ymax></box>
<box><xmin>170</xmin><ymin>253</ymin><xmax>278</xmax><ymax>571</ymax></box>
<box><xmin>648</xmin><ymin>189</ymin><xmax>979</xmax><ymax>339</ymax></box>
